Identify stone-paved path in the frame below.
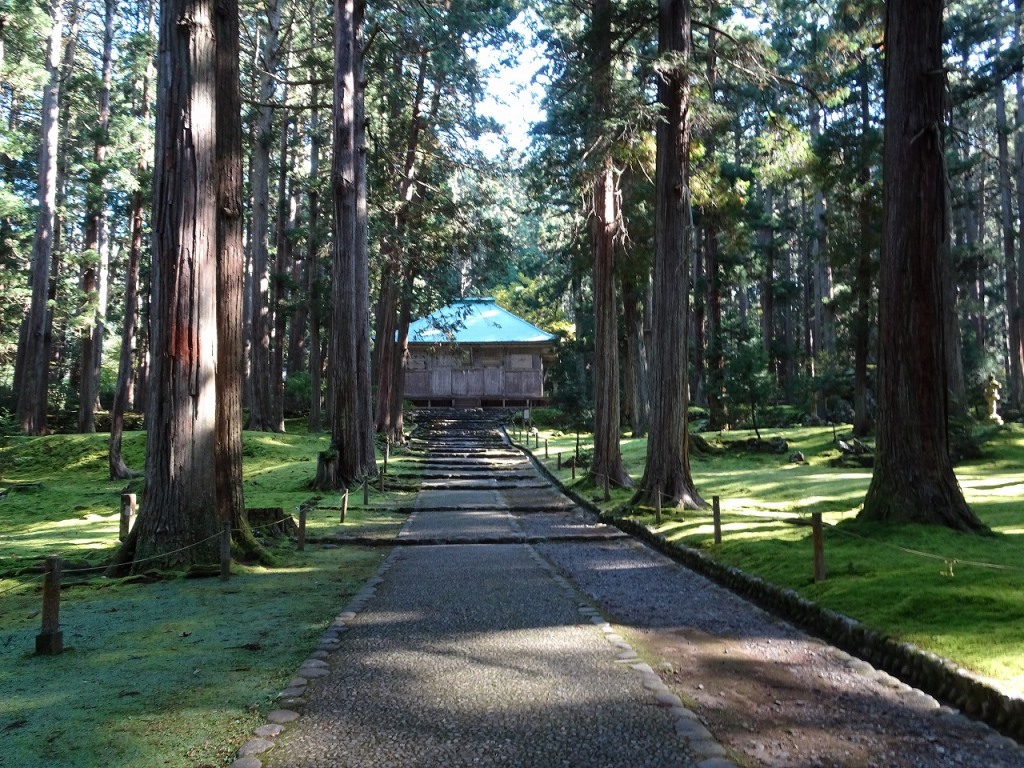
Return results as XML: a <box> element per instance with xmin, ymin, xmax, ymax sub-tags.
<box><xmin>230</xmin><ymin>411</ymin><xmax>735</xmax><ymax>768</ymax></box>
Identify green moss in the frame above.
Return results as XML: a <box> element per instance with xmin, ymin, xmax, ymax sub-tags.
<box><xmin>0</xmin><ymin>425</ymin><xmax>407</xmax><ymax>767</ymax></box>
<box><xmin>531</xmin><ymin>422</ymin><xmax>1024</xmax><ymax>697</ymax></box>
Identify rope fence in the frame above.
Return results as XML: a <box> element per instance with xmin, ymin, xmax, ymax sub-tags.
<box><xmin>6</xmin><ymin>505</ymin><xmax>309</xmax><ymax>657</ymax></box>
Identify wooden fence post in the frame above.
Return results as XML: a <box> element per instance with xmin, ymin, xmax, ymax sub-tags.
<box><xmin>220</xmin><ymin>520</ymin><xmax>232</xmax><ymax>580</ymax></box>
<box><xmin>713</xmin><ymin>496</ymin><xmax>722</xmax><ymax>545</ymax></box>
<box><xmin>119</xmin><ymin>493</ymin><xmax>136</xmax><ymax>541</ymax></box>
<box><xmin>557</xmin><ymin>452</ymin><xmax>562</xmax><ymax>471</ymax></box>
<box><xmin>35</xmin><ymin>556</ymin><xmax>63</xmax><ymax>655</ymax></box>
<box><xmin>544</xmin><ymin>439</ymin><xmax>548</xmax><ymax>457</ymax></box>
<box><xmin>812</xmin><ymin>512</ymin><xmax>826</xmax><ymax>582</ymax></box>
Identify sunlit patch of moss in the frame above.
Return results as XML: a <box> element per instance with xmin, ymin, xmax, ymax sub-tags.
<box><xmin>528</xmin><ymin>422</ymin><xmax>1024</xmax><ymax>698</ymax></box>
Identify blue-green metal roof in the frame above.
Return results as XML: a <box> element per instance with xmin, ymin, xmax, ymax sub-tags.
<box><xmin>407</xmin><ymin>297</ymin><xmax>556</xmax><ymax>344</ymax></box>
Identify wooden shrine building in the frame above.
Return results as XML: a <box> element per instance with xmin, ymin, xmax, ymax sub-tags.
<box><xmin>403</xmin><ymin>297</ymin><xmax>557</xmax><ymax>407</ymax></box>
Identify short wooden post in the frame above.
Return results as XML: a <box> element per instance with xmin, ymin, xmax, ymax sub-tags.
<box><xmin>534</xmin><ymin>431</ymin><xmax>539</xmax><ymax>449</ymax></box>
<box><xmin>35</xmin><ymin>556</ymin><xmax>63</xmax><ymax>655</ymax></box>
<box><xmin>363</xmin><ymin>477</ymin><xmax>369</xmax><ymax>507</ymax></box>
<box><xmin>655</xmin><ymin>490</ymin><xmax>662</xmax><ymax>525</ymax></box>
<box><xmin>298</xmin><ymin>505</ymin><xmax>307</xmax><ymax>551</ymax></box>
<box><xmin>341</xmin><ymin>488</ymin><xmax>349</xmax><ymax>523</ymax></box>
<box><xmin>220</xmin><ymin>520</ymin><xmax>232</xmax><ymax>581</ymax></box>
<box><xmin>557</xmin><ymin>452</ymin><xmax>562</xmax><ymax>471</ymax></box>
<box><xmin>812</xmin><ymin>512</ymin><xmax>826</xmax><ymax>582</ymax></box>
<box><xmin>544</xmin><ymin>439</ymin><xmax>549</xmax><ymax>458</ymax></box>
<box><xmin>119</xmin><ymin>493</ymin><xmax>136</xmax><ymax>541</ymax></box>
<box><xmin>713</xmin><ymin>496</ymin><xmax>722</xmax><ymax>545</ymax></box>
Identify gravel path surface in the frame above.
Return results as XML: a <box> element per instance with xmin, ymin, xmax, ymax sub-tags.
<box><xmin>533</xmin><ymin>534</ymin><xmax>1024</xmax><ymax>767</ymax></box>
<box><xmin>256</xmin><ymin>544</ymin><xmax>706</xmax><ymax>767</ymax></box>
<box><xmin>231</xmin><ymin>412</ymin><xmax>1024</xmax><ymax>768</ymax></box>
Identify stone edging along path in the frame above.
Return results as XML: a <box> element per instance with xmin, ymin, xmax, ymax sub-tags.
<box><xmin>516</xmin><ymin>437</ymin><xmax>1024</xmax><ymax>746</ymax></box>
<box><xmin>229</xmin><ymin>548</ymin><xmax>739</xmax><ymax>768</ymax></box>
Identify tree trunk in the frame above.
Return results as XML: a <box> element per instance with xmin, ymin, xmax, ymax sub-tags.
<box><xmin>632</xmin><ymin>0</ymin><xmax>703</xmax><ymax>510</ymax></box>
<box><xmin>386</xmin><ymin>274</ymin><xmax>413</xmax><ymax>444</ymax></box>
<box><xmin>354</xmin><ymin>0</ymin><xmax>375</xmax><ymax>471</ymax></box>
<box><xmin>590</xmin><ymin>0</ymin><xmax>629</xmax><ymax>489</ymax></box>
<box><xmin>111</xmin><ymin>0</ymin><xmax>222</xmax><ymax>572</ymax></box>
<box><xmin>15</xmin><ymin>0</ymin><xmax>64</xmax><ymax>436</ymax></box>
<box><xmin>373</xmin><ymin>48</ymin><xmax>428</xmax><ymax>438</ymax></box>
<box><xmin>271</xmin><ymin>101</ymin><xmax>294</xmax><ymax>433</ymax></box>
<box><xmin>852</xmin><ymin>58</ymin><xmax>875</xmax><ymax>437</ymax></box>
<box><xmin>316</xmin><ymin>0</ymin><xmax>368</xmax><ymax>490</ymax></box>
<box><xmin>374</xmin><ymin>260</ymin><xmax>401</xmax><ymax>435</ymax></box>
<box><xmin>758</xmin><ymin>187</ymin><xmax>776</xmax><ymax>376</ymax></box>
<box><xmin>1015</xmin><ymin>0</ymin><xmax>1024</xmax><ymax>407</ymax></box>
<box><xmin>110</xmin><ymin>0</ymin><xmax>155</xmax><ymax>479</ymax></box>
<box><xmin>305</xmin><ymin>58</ymin><xmax>324</xmax><ymax>433</ymax></box>
<box><xmin>75</xmin><ymin>0</ymin><xmax>114</xmax><ymax>434</ymax></box>
<box><xmin>215</xmin><ymin>0</ymin><xmax>266</xmax><ymax>563</ymax></box>
<box><xmin>247</xmin><ymin>0</ymin><xmax>285</xmax><ymax>432</ymax></box>
<box><xmin>622</xmin><ymin>277</ymin><xmax>650</xmax><ymax>437</ymax></box>
<box><xmin>995</xmin><ymin>83</ymin><xmax>1023</xmax><ymax>408</ymax></box>
<box><xmin>859</xmin><ymin>0</ymin><xmax>985</xmax><ymax>533</ymax></box>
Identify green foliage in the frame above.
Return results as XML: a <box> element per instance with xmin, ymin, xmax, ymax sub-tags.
<box><xmin>723</xmin><ymin>317</ymin><xmax>778</xmax><ymax>437</ymax></box>
<box><xmin>284</xmin><ymin>371</ymin><xmax>313</xmax><ymax>417</ymax></box>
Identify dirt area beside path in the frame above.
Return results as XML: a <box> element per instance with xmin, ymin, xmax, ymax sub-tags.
<box><xmin>636</xmin><ymin>625</ymin><xmax>1023</xmax><ymax>768</ymax></box>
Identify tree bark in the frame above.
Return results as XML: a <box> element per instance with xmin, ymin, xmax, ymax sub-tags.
<box><xmin>215</xmin><ymin>0</ymin><xmax>266</xmax><ymax>562</ymax></box>
<box><xmin>632</xmin><ymin>0</ymin><xmax>703</xmax><ymax>510</ymax></box>
<box><xmin>305</xmin><ymin>36</ymin><xmax>325</xmax><ymax>432</ymax></box>
<box><xmin>247</xmin><ymin>0</ymin><xmax>285</xmax><ymax>432</ymax></box>
<box><xmin>852</xmin><ymin>58</ymin><xmax>875</xmax><ymax>437</ymax></box>
<box><xmin>15</xmin><ymin>0</ymin><xmax>64</xmax><ymax>436</ymax></box>
<box><xmin>316</xmin><ymin>0</ymin><xmax>372</xmax><ymax>489</ymax></box>
<box><xmin>354</xmin><ymin>0</ymin><xmax>375</xmax><ymax>470</ymax></box>
<box><xmin>995</xmin><ymin>83</ymin><xmax>1023</xmax><ymax>408</ymax></box>
<box><xmin>271</xmin><ymin>100</ymin><xmax>294</xmax><ymax>432</ymax></box>
<box><xmin>859</xmin><ymin>0</ymin><xmax>985</xmax><ymax>532</ymax></box>
<box><xmin>1015</xmin><ymin>0</ymin><xmax>1024</xmax><ymax>408</ymax></box>
<box><xmin>590</xmin><ymin>0</ymin><xmax>629</xmax><ymax>489</ymax></box>
<box><xmin>622</xmin><ymin>277</ymin><xmax>650</xmax><ymax>437</ymax></box>
<box><xmin>76</xmin><ymin>0</ymin><xmax>114</xmax><ymax>434</ymax></box>
<box><xmin>109</xmin><ymin>0</ymin><xmax>155</xmax><ymax>478</ymax></box>
<box><xmin>111</xmin><ymin>0</ymin><xmax>221</xmax><ymax>572</ymax></box>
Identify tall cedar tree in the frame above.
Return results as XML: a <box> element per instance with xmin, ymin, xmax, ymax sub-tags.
<box><xmin>15</xmin><ymin>0</ymin><xmax>64</xmax><ymax>436</ymax></box>
<box><xmin>859</xmin><ymin>0</ymin><xmax>985</xmax><ymax>532</ymax></box>
<box><xmin>215</xmin><ymin>0</ymin><xmax>265</xmax><ymax>560</ymax></box>
<box><xmin>590</xmin><ymin>0</ymin><xmax>630</xmax><ymax>489</ymax></box>
<box><xmin>632</xmin><ymin>0</ymin><xmax>703</xmax><ymax>510</ymax></box>
<box><xmin>315</xmin><ymin>0</ymin><xmax>374</xmax><ymax>489</ymax></box>
<box><xmin>111</xmin><ymin>0</ymin><xmax>221</xmax><ymax>571</ymax></box>
<box><xmin>109</xmin><ymin>0</ymin><xmax>156</xmax><ymax>479</ymax></box>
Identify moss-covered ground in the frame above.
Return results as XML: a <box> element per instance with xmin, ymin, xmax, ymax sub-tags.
<box><xmin>522</xmin><ymin>422</ymin><xmax>1024</xmax><ymax>698</ymax></box>
<box><xmin>0</xmin><ymin>425</ymin><xmax>419</xmax><ymax>768</ymax></box>
<box><xmin>3</xmin><ymin>418</ymin><xmax>1022</xmax><ymax>765</ymax></box>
